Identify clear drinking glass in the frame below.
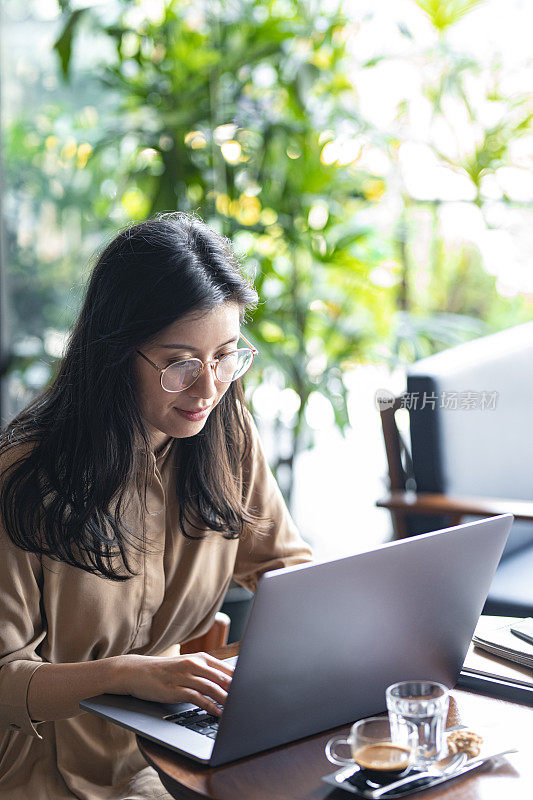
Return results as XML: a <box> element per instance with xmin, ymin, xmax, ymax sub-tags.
<box><xmin>386</xmin><ymin>680</ymin><xmax>449</xmax><ymax>767</ymax></box>
<box><xmin>325</xmin><ymin>716</ymin><xmax>417</xmax><ymax>779</ymax></box>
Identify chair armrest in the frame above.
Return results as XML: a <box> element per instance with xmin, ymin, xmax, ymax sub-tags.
<box><xmin>180</xmin><ymin>612</ymin><xmax>231</xmax><ymax>655</ymax></box>
<box><xmin>376</xmin><ymin>491</ymin><xmax>533</xmax><ymax>522</ymax></box>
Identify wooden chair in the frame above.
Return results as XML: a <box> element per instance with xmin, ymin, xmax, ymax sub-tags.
<box><xmin>179</xmin><ymin>612</ymin><xmax>231</xmax><ymax>655</ymax></box>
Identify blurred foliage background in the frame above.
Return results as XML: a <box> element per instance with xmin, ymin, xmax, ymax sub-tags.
<box><xmin>3</xmin><ymin>0</ymin><xmax>533</xmax><ymax>503</ymax></box>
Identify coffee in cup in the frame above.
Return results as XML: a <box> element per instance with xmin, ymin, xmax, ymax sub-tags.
<box><xmin>352</xmin><ymin>742</ymin><xmax>412</xmax><ymax>779</ymax></box>
<box><xmin>326</xmin><ymin>716</ymin><xmax>417</xmax><ymax>779</ymax></box>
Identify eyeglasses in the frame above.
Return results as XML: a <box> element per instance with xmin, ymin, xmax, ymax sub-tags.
<box><xmin>137</xmin><ymin>333</ymin><xmax>258</xmax><ymax>393</ymax></box>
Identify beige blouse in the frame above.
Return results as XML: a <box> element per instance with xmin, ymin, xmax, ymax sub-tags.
<box><xmin>0</xmin><ymin>420</ymin><xmax>313</xmax><ymax>799</ymax></box>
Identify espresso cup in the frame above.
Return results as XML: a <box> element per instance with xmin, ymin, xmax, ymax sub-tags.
<box><xmin>325</xmin><ymin>716</ymin><xmax>417</xmax><ymax>779</ymax></box>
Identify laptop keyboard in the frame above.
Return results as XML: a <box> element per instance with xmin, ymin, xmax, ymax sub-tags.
<box><xmin>163</xmin><ymin>708</ymin><xmax>220</xmax><ymax>739</ymax></box>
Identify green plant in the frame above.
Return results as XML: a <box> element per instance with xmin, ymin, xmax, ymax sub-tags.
<box><xmin>4</xmin><ymin>0</ymin><xmax>533</xmax><ymax>503</ymax></box>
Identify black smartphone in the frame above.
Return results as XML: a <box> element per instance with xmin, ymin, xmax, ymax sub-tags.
<box><xmin>510</xmin><ymin>618</ymin><xmax>533</xmax><ymax>647</ymax></box>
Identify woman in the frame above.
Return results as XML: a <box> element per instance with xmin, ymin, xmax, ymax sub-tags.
<box><xmin>0</xmin><ymin>213</ymin><xmax>312</xmax><ymax>799</ymax></box>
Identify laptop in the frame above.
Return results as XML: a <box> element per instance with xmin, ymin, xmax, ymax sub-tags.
<box><xmin>80</xmin><ymin>514</ymin><xmax>512</xmax><ymax>766</ymax></box>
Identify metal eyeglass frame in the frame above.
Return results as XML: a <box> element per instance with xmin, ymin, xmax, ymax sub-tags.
<box><xmin>136</xmin><ymin>333</ymin><xmax>258</xmax><ymax>393</ymax></box>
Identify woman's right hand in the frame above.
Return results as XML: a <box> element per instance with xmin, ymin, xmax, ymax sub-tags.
<box><xmin>116</xmin><ymin>652</ymin><xmax>234</xmax><ymax>716</ymax></box>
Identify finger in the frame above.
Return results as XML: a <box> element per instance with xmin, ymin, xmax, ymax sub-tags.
<box><xmin>201</xmin><ymin>654</ymin><xmax>235</xmax><ymax>677</ymax></box>
<box><xmin>179</xmin><ymin>688</ymin><xmax>223</xmax><ymax>717</ymax></box>
<box><xmin>180</xmin><ymin>675</ymin><xmax>229</xmax><ymax>707</ymax></box>
<box><xmin>185</xmin><ymin>661</ymin><xmax>233</xmax><ymax>689</ymax></box>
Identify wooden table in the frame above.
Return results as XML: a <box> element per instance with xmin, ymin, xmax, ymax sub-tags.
<box><xmin>137</xmin><ymin>643</ymin><xmax>531</xmax><ymax>800</ymax></box>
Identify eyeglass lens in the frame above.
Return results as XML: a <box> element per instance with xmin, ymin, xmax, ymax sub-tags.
<box><xmin>161</xmin><ymin>349</ymin><xmax>254</xmax><ymax>392</ymax></box>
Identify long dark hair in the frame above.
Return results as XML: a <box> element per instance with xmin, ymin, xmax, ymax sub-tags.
<box><xmin>0</xmin><ymin>212</ymin><xmax>259</xmax><ymax>580</ymax></box>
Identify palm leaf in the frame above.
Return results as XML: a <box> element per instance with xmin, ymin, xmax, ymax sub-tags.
<box><xmin>53</xmin><ymin>8</ymin><xmax>88</xmax><ymax>79</ymax></box>
<box><xmin>414</xmin><ymin>0</ymin><xmax>487</xmax><ymax>32</ymax></box>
